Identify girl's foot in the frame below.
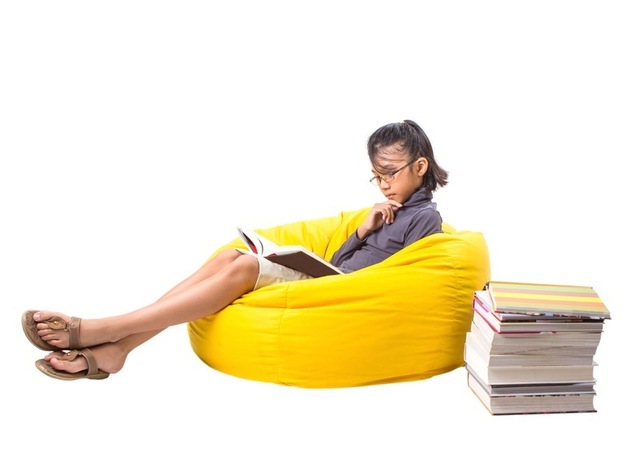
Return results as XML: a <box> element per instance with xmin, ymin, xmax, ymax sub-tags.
<box><xmin>42</xmin><ymin>342</ymin><xmax>127</xmax><ymax>376</ymax></box>
<box><xmin>32</xmin><ymin>310</ymin><xmax>109</xmax><ymax>350</ymax></box>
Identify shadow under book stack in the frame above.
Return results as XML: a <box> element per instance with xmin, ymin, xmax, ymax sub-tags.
<box><xmin>465</xmin><ymin>281</ymin><xmax>611</xmax><ymax>415</ymax></box>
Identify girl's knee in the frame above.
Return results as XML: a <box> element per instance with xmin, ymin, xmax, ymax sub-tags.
<box><xmin>205</xmin><ymin>249</ymin><xmax>241</xmax><ymax>267</ymax></box>
<box><xmin>205</xmin><ymin>250</ymin><xmax>259</xmax><ymax>289</ymax></box>
<box><xmin>235</xmin><ymin>253</ymin><xmax>260</xmax><ymax>278</ymax></box>
<box><xmin>228</xmin><ymin>254</ymin><xmax>260</xmax><ymax>291</ymax></box>
<box><xmin>218</xmin><ymin>249</ymin><xmax>243</xmax><ymax>261</ymax></box>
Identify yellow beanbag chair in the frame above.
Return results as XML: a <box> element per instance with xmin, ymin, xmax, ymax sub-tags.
<box><xmin>188</xmin><ymin>207</ymin><xmax>490</xmax><ymax>388</ymax></box>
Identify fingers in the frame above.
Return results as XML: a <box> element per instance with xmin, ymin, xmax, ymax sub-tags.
<box><xmin>380</xmin><ymin>206</ymin><xmax>394</xmax><ymax>224</ymax></box>
<box><xmin>372</xmin><ymin>200</ymin><xmax>402</xmax><ymax>225</ymax></box>
<box><xmin>359</xmin><ymin>200</ymin><xmax>403</xmax><ymax>238</ymax></box>
<box><xmin>381</xmin><ymin>200</ymin><xmax>402</xmax><ymax>224</ymax></box>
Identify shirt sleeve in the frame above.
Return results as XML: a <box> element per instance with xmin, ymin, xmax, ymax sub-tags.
<box><xmin>329</xmin><ymin>231</ymin><xmax>365</xmax><ymax>268</ymax></box>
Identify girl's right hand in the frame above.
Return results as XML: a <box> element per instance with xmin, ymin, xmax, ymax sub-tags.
<box><xmin>356</xmin><ymin>199</ymin><xmax>402</xmax><ymax>239</ymax></box>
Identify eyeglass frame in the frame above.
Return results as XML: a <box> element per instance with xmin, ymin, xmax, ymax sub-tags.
<box><xmin>369</xmin><ymin>158</ymin><xmax>417</xmax><ymax>186</ymax></box>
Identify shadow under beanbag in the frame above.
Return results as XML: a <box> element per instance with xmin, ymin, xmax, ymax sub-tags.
<box><xmin>187</xmin><ymin>207</ymin><xmax>490</xmax><ymax>388</ymax></box>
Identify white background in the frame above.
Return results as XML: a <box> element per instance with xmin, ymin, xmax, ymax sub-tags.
<box><xmin>1</xmin><ymin>1</ymin><xmax>637</xmax><ymax>469</ymax></box>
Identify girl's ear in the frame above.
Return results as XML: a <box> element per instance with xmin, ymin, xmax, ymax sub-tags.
<box><xmin>416</xmin><ymin>157</ymin><xmax>429</xmax><ymax>176</ymax></box>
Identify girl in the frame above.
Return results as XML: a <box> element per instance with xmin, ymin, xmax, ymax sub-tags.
<box><xmin>22</xmin><ymin>119</ymin><xmax>449</xmax><ymax>380</ymax></box>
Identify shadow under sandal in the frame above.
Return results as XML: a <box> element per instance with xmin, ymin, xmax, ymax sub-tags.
<box><xmin>22</xmin><ymin>310</ymin><xmax>83</xmax><ymax>351</ymax></box>
<box><xmin>35</xmin><ymin>348</ymin><xmax>110</xmax><ymax>381</ymax></box>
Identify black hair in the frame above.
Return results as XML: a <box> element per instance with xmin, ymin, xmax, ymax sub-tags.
<box><xmin>367</xmin><ymin>120</ymin><xmax>449</xmax><ymax>192</ymax></box>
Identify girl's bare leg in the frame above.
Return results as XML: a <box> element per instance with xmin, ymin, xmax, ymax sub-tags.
<box><xmin>38</xmin><ymin>250</ymin><xmax>259</xmax><ymax>374</ymax></box>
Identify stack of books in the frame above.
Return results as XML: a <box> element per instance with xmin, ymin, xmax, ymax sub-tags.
<box><xmin>465</xmin><ymin>280</ymin><xmax>611</xmax><ymax>415</ymax></box>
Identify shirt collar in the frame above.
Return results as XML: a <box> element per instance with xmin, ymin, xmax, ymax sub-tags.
<box><xmin>403</xmin><ymin>187</ymin><xmax>433</xmax><ymax>207</ymax></box>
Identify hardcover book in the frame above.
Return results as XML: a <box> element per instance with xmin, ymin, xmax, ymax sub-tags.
<box><xmin>237</xmin><ymin>227</ymin><xmax>343</xmax><ymax>278</ymax></box>
<box><xmin>465</xmin><ymin>331</ymin><xmax>595</xmax><ymax>367</ymax></box>
<box><xmin>484</xmin><ymin>281</ymin><xmax>611</xmax><ymax>320</ymax></box>
<box><xmin>473</xmin><ymin>291</ymin><xmax>604</xmax><ymax>333</ymax></box>
<box><xmin>467</xmin><ymin>369</ymin><xmax>597</xmax><ymax>415</ymax></box>
<box><xmin>464</xmin><ymin>339</ymin><xmax>597</xmax><ymax>385</ymax></box>
<box><xmin>470</xmin><ymin>314</ymin><xmax>603</xmax><ymax>356</ymax></box>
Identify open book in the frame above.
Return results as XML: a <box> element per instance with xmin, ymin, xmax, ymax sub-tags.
<box><xmin>237</xmin><ymin>227</ymin><xmax>343</xmax><ymax>277</ymax></box>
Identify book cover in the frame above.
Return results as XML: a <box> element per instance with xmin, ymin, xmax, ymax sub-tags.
<box><xmin>473</xmin><ymin>291</ymin><xmax>604</xmax><ymax>334</ymax></box>
<box><xmin>464</xmin><ymin>340</ymin><xmax>597</xmax><ymax>385</ymax></box>
<box><xmin>471</xmin><ymin>375</ymin><xmax>596</xmax><ymax>396</ymax></box>
<box><xmin>470</xmin><ymin>314</ymin><xmax>602</xmax><ymax>356</ymax></box>
<box><xmin>466</xmin><ymin>370</ymin><xmax>597</xmax><ymax>415</ymax></box>
<box><xmin>485</xmin><ymin>281</ymin><xmax>611</xmax><ymax>320</ymax></box>
<box><xmin>465</xmin><ymin>331</ymin><xmax>596</xmax><ymax>367</ymax></box>
<box><xmin>237</xmin><ymin>227</ymin><xmax>343</xmax><ymax>277</ymax></box>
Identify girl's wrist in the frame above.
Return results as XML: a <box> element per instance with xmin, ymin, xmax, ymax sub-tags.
<box><xmin>356</xmin><ymin>226</ymin><xmax>370</xmax><ymax>240</ymax></box>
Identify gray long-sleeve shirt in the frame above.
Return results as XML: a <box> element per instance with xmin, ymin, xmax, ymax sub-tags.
<box><xmin>330</xmin><ymin>187</ymin><xmax>442</xmax><ymax>273</ymax></box>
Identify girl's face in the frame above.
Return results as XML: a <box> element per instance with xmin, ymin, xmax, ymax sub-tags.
<box><xmin>371</xmin><ymin>145</ymin><xmax>428</xmax><ymax>204</ymax></box>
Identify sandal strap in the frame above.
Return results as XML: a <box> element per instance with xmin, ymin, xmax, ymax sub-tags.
<box><xmin>43</xmin><ymin>317</ymin><xmax>67</xmax><ymax>331</ymax></box>
<box><xmin>41</xmin><ymin>315</ymin><xmax>82</xmax><ymax>349</ymax></box>
<box><xmin>65</xmin><ymin>348</ymin><xmax>99</xmax><ymax>376</ymax></box>
<box><xmin>67</xmin><ymin>317</ymin><xmax>82</xmax><ymax>350</ymax></box>
<box><xmin>78</xmin><ymin>348</ymin><xmax>99</xmax><ymax>376</ymax></box>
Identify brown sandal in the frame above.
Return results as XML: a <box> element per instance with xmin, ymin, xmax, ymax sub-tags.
<box><xmin>22</xmin><ymin>310</ymin><xmax>82</xmax><ymax>351</ymax></box>
<box><xmin>35</xmin><ymin>348</ymin><xmax>110</xmax><ymax>381</ymax></box>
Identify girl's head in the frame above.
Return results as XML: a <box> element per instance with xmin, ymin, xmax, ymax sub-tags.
<box><xmin>367</xmin><ymin>120</ymin><xmax>449</xmax><ymax>197</ymax></box>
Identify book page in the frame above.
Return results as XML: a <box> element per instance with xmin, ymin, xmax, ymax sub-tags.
<box><xmin>237</xmin><ymin>227</ymin><xmax>281</xmax><ymax>256</ymax></box>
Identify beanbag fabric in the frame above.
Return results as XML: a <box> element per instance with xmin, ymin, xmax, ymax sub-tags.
<box><xmin>187</xmin><ymin>207</ymin><xmax>490</xmax><ymax>388</ymax></box>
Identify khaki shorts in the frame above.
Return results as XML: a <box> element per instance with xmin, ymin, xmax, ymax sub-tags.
<box><xmin>237</xmin><ymin>250</ymin><xmax>313</xmax><ymax>290</ymax></box>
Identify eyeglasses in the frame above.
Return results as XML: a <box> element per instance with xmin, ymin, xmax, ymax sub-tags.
<box><xmin>369</xmin><ymin>159</ymin><xmax>416</xmax><ymax>186</ymax></box>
